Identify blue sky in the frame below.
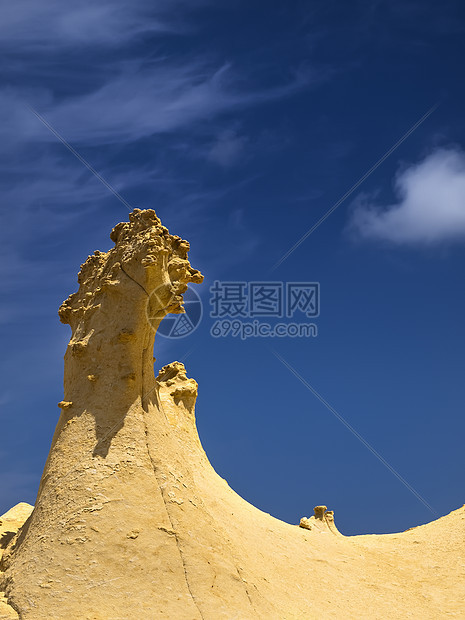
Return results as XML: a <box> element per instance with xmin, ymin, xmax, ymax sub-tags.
<box><xmin>1</xmin><ymin>0</ymin><xmax>464</xmax><ymax>534</ymax></box>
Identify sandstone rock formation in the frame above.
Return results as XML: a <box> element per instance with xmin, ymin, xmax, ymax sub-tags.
<box><xmin>1</xmin><ymin>209</ymin><xmax>464</xmax><ymax>619</ymax></box>
<box><xmin>0</xmin><ymin>504</ymin><xmax>33</xmax><ymax>547</ymax></box>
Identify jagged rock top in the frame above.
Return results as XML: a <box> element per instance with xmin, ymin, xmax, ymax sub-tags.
<box><xmin>59</xmin><ymin>208</ymin><xmax>203</xmax><ymax>329</ymax></box>
<box><xmin>157</xmin><ymin>362</ymin><xmax>198</xmax><ymax>395</ymax></box>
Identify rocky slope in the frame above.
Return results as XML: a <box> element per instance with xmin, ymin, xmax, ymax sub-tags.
<box><xmin>1</xmin><ymin>209</ymin><xmax>463</xmax><ymax>619</ymax></box>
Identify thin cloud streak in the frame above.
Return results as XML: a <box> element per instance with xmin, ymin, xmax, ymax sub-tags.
<box><xmin>0</xmin><ymin>0</ymin><xmax>206</xmax><ymax>51</ymax></box>
<box><xmin>22</xmin><ymin>62</ymin><xmax>309</xmax><ymax>147</ymax></box>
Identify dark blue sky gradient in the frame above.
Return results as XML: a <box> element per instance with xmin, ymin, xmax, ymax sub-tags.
<box><xmin>1</xmin><ymin>0</ymin><xmax>464</xmax><ymax>534</ymax></box>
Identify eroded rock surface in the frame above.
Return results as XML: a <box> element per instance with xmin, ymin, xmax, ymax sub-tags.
<box><xmin>1</xmin><ymin>209</ymin><xmax>464</xmax><ymax>619</ymax></box>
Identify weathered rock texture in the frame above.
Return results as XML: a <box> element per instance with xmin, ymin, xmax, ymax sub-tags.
<box><xmin>1</xmin><ymin>209</ymin><xmax>464</xmax><ymax>619</ymax></box>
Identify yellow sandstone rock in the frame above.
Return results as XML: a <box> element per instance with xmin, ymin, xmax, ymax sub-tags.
<box><xmin>0</xmin><ymin>209</ymin><xmax>463</xmax><ymax>619</ymax></box>
<box><xmin>0</xmin><ymin>503</ymin><xmax>33</xmax><ymax>554</ymax></box>
<box><xmin>0</xmin><ymin>504</ymin><xmax>33</xmax><ymax>620</ymax></box>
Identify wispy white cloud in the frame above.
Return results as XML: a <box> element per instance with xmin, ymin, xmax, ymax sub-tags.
<box><xmin>348</xmin><ymin>147</ymin><xmax>465</xmax><ymax>245</ymax></box>
<box><xmin>11</xmin><ymin>61</ymin><xmax>306</xmax><ymax>147</ymax></box>
<box><xmin>0</xmin><ymin>0</ymin><xmax>204</xmax><ymax>51</ymax></box>
<box><xmin>0</xmin><ymin>0</ymin><xmax>312</xmax><ymax>149</ymax></box>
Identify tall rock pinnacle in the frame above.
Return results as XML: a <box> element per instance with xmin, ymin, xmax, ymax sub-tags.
<box><xmin>1</xmin><ymin>209</ymin><xmax>463</xmax><ymax>619</ymax></box>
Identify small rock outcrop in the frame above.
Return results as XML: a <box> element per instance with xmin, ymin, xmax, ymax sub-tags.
<box><xmin>299</xmin><ymin>506</ymin><xmax>342</xmax><ymax>535</ymax></box>
<box><xmin>298</xmin><ymin>505</ymin><xmax>339</xmax><ymax>534</ymax></box>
